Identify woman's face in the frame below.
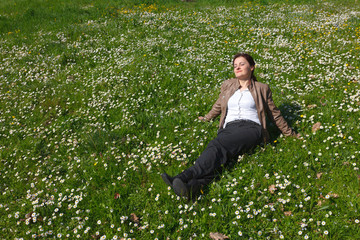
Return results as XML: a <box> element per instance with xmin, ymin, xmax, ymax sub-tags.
<box><xmin>233</xmin><ymin>57</ymin><xmax>254</xmax><ymax>80</ymax></box>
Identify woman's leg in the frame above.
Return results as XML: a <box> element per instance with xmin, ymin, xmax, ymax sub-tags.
<box><xmin>189</xmin><ymin>121</ymin><xmax>262</xmax><ymax>185</ymax></box>
<box><xmin>169</xmin><ymin>121</ymin><xmax>262</xmax><ymax>198</ymax></box>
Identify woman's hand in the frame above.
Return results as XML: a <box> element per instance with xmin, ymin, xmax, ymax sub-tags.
<box><xmin>198</xmin><ymin>116</ymin><xmax>208</xmax><ymax>121</ymax></box>
<box><xmin>293</xmin><ymin>132</ymin><xmax>302</xmax><ymax>139</ymax></box>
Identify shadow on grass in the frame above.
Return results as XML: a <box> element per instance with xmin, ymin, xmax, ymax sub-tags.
<box><xmin>267</xmin><ymin>102</ymin><xmax>302</xmax><ymax>143</ymax></box>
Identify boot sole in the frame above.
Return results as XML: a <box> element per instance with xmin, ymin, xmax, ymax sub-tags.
<box><xmin>161</xmin><ymin>173</ymin><xmax>173</xmax><ymax>187</ymax></box>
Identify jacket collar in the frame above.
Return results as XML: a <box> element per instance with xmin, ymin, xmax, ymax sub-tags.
<box><xmin>248</xmin><ymin>79</ymin><xmax>255</xmax><ymax>90</ymax></box>
<box><xmin>232</xmin><ymin>78</ymin><xmax>255</xmax><ymax>90</ymax></box>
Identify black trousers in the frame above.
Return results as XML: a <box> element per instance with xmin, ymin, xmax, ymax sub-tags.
<box><xmin>180</xmin><ymin>120</ymin><xmax>263</xmax><ymax>189</ymax></box>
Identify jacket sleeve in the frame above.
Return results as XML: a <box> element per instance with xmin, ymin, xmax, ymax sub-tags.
<box><xmin>203</xmin><ymin>83</ymin><xmax>225</xmax><ymax>121</ymax></box>
<box><xmin>265</xmin><ymin>86</ymin><xmax>295</xmax><ymax>136</ymax></box>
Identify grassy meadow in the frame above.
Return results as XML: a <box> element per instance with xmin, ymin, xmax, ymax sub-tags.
<box><xmin>1</xmin><ymin>0</ymin><xmax>360</xmax><ymax>239</ymax></box>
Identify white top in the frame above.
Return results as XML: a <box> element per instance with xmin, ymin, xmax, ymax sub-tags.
<box><xmin>223</xmin><ymin>89</ymin><xmax>261</xmax><ymax>128</ymax></box>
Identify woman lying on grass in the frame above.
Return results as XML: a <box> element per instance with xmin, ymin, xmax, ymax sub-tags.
<box><xmin>162</xmin><ymin>53</ymin><xmax>299</xmax><ymax>200</ymax></box>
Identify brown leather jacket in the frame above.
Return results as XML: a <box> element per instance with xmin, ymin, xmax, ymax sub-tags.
<box><xmin>204</xmin><ymin>78</ymin><xmax>295</xmax><ymax>142</ymax></box>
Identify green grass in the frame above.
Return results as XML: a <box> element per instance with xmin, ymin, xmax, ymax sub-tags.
<box><xmin>1</xmin><ymin>0</ymin><xmax>360</xmax><ymax>239</ymax></box>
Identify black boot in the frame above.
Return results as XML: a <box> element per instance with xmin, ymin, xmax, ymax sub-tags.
<box><xmin>187</xmin><ymin>179</ymin><xmax>203</xmax><ymax>200</ymax></box>
<box><xmin>175</xmin><ymin>168</ymin><xmax>194</xmax><ymax>183</ymax></box>
<box><xmin>172</xmin><ymin>178</ymin><xmax>203</xmax><ymax>201</ymax></box>
<box><xmin>172</xmin><ymin>178</ymin><xmax>190</xmax><ymax>198</ymax></box>
<box><xmin>161</xmin><ymin>168</ymin><xmax>194</xmax><ymax>186</ymax></box>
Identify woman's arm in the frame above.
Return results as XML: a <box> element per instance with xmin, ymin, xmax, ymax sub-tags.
<box><xmin>202</xmin><ymin>95</ymin><xmax>222</xmax><ymax>121</ymax></box>
<box><xmin>201</xmin><ymin>82</ymin><xmax>227</xmax><ymax>121</ymax></box>
<box><xmin>265</xmin><ymin>86</ymin><xmax>295</xmax><ymax>137</ymax></box>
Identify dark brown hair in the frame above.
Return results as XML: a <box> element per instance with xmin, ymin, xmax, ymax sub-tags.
<box><xmin>232</xmin><ymin>53</ymin><xmax>257</xmax><ymax>81</ymax></box>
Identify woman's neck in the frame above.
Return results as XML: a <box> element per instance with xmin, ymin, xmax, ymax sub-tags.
<box><xmin>238</xmin><ymin>79</ymin><xmax>251</xmax><ymax>90</ymax></box>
